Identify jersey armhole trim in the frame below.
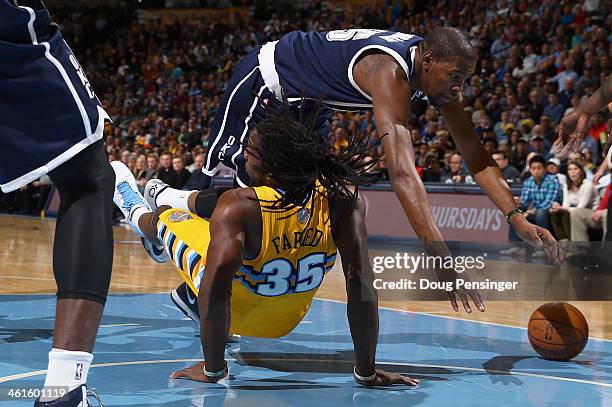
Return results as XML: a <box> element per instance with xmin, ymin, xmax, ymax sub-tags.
<box><xmin>241</xmin><ymin>186</ymin><xmax>268</xmax><ymax>263</ymax></box>
<box><xmin>347</xmin><ymin>45</ymin><xmax>411</xmax><ymax>102</ymax></box>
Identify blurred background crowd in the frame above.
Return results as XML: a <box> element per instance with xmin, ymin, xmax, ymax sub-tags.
<box><xmin>1</xmin><ymin>0</ymin><xmax>610</xmax><ymax>245</ymax></box>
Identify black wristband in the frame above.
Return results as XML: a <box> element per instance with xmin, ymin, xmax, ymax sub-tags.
<box><xmin>505</xmin><ymin>208</ymin><xmax>524</xmax><ymax>224</ymax></box>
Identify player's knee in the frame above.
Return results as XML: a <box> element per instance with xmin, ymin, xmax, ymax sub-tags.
<box><xmin>57</xmin><ymin>291</ymin><xmax>108</xmax><ymax>305</ymax></box>
<box><xmin>194</xmin><ymin>189</ymin><xmax>221</xmax><ymax>218</ymax></box>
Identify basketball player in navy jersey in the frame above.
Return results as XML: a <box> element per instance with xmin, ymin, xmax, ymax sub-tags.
<box><xmin>148</xmin><ymin>27</ymin><xmax>562</xmax><ymax>316</ymax></box>
<box><xmin>1</xmin><ymin>1</ymin><xmax>112</xmax><ymax>405</ymax></box>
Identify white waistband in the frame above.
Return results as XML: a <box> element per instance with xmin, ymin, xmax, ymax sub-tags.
<box><xmin>258</xmin><ymin>40</ymin><xmax>281</xmax><ymax>99</ymax></box>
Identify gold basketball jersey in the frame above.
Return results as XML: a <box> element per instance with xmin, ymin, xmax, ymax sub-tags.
<box><xmin>232</xmin><ymin>184</ymin><xmax>337</xmax><ymax>337</ymax></box>
<box><xmin>156</xmin><ymin>184</ymin><xmax>337</xmax><ymax>338</ymax></box>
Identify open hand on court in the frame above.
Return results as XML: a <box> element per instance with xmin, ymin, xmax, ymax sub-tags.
<box><xmin>170</xmin><ymin>361</ymin><xmax>228</xmax><ymax>383</ymax></box>
<box><xmin>354</xmin><ymin>369</ymin><xmax>420</xmax><ymax>387</ymax></box>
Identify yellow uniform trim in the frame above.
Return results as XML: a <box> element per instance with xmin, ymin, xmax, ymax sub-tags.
<box><xmin>157</xmin><ymin>184</ymin><xmax>337</xmax><ymax>338</ymax></box>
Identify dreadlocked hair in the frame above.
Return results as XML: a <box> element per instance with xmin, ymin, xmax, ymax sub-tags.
<box><xmin>246</xmin><ymin>96</ymin><xmax>379</xmax><ymax>219</ymax></box>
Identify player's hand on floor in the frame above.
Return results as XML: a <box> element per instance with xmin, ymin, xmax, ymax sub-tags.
<box><xmin>355</xmin><ymin>369</ymin><xmax>419</xmax><ymax>387</ymax></box>
<box><xmin>170</xmin><ymin>361</ymin><xmax>228</xmax><ymax>383</ymax></box>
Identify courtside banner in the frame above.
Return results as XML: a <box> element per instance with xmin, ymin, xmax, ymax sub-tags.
<box><xmin>362</xmin><ymin>188</ymin><xmax>510</xmax><ymax>242</ymax></box>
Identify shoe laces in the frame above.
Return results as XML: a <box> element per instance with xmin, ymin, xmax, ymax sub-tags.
<box><xmin>117</xmin><ymin>181</ymin><xmax>145</xmax><ymax>214</ymax></box>
<box><xmin>86</xmin><ymin>388</ymin><xmax>105</xmax><ymax>407</ymax></box>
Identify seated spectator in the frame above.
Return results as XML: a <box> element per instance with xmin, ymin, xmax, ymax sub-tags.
<box><xmin>502</xmin><ymin>155</ymin><xmax>560</xmax><ymax>257</ymax></box>
<box><xmin>492</xmin><ymin>151</ymin><xmax>521</xmax><ymax>183</ymax></box>
<box><xmin>526</xmin><ymin>90</ymin><xmax>544</xmax><ymax>122</ymax></box>
<box><xmin>569</xmin><ymin>151</ymin><xmax>594</xmax><ymax>181</ymax></box>
<box><xmin>539</xmin><ymin>115</ymin><xmax>555</xmax><ymax>141</ymax></box>
<box><xmin>134</xmin><ymin>155</ymin><xmax>148</xmax><ymax>193</ymax></box>
<box><xmin>529</xmin><ymin>134</ymin><xmax>550</xmax><ymax>160</ymax></box>
<box><xmin>588</xmin><ymin>111</ymin><xmax>608</xmax><ymax>142</ymax></box>
<box><xmin>581</xmin><ymin>148</ymin><xmax>597</xmax><ymax>173</ymax></box>
<box><xmin>542</xmin><ymin>93</ymin><xmax>565</xmax><ymax>125</ymax></box>
<box><xmin>570</xmin><ymin>182</ymin><xmax>609</xmax><ymax>243</ymax></box>
<box><xmin>145</xmin><ymin>154</ymin><xmax>159</xmax><ymax>181</ymax></box>
<box><xmin>440</xmin><ymin>150</ymin><xmax>455</xmax><ymax>177</ymax></box>
<box><xmin>183</xmin><ymin>154</ymin><xmax>209</xmax><ymax>190</ymax></box>
<box><xmin>482</xmin><ymin>136</ymin><xmax>498</xmax><ymax>155</ymax></box>
<box><xmin>512</xmin><ymin>44</ymin><xmax>539</xmax><ymax>77</ymax></box>
<box><xmin>358</xmin><ymin>110</ymin><xmax>376</xmax><ymax>134</ymax></box>
<box><xmin>157</xmin><ymin>151</ymin><xmax>175</xmax><ymax>185</ymax></box>
<box><xmin>494</xmin><ymin>111</ymin><xmax>512</xmax><ymax>139</ymax></box>
<box><xmin>333</xmin><ymin>127</ymin><xmax>349</xmax><ymax>153</ymax></box>
<box><xmin>169</xmin><ymin>156</ymin><xmax>191</xmax><ymax>189</ymax></box>
<box><xmin>550</xmin><ymin>161</ymin><xmax>596</xmax><ymax>241</ymax></box>
<box><xmin>509</xmin><ymin>134</ymin><xmax>529</xmax><ymax>171</ymax></box>
<box><xmin>518</xmin><ymin>117</ymin><xmax>535</xmax><ymax>138</ymax></box>
<box><xmin>546</xmin><ymin>158</ymin><xmax>567</xmax><ymax>186</ymax></box>
<box><xmin>421</xmin><ymin>153</ymin><xmax>441</xmax><ymax>182</ymax></box>
<box><xmin>579</xmin><ymin>134</ymin><xmax>600</xmax><ymax>162</ymax></box>
<box><xmin>547</xmin><ymin>58</ymin><xmax>578</xmax><ymax>92</ymax></box>
<box><xmin>415</xmin><ymin>142</ymin><xmax>430</xmax><ymax>167</ymax></box>
<box><xmin>441</xmin><ymin>153</ymin><xmax>474</xmax><ymax>184</ymax></box>
<box><xmin>557</xmin><ymin>76</ymin><xmax>575</xmax><ymax>109</ymax></box>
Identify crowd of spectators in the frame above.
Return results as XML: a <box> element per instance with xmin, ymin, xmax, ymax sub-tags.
<box><xmin>1</xmin><ymin>0</ymin><xmax>610</xmax><ymax>244</ymax></box>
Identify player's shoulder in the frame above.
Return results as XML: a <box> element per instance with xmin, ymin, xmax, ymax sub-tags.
<box><xmin>215</xmin><ymin>187</ymin><xmax>259</xmax><ymax>220</ymax></box>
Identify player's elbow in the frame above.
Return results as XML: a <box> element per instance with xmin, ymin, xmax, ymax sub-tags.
<box><xmin>387</xmin><ymin>164</ymin><xmax>422</xmax><ymax>192</ymax></box>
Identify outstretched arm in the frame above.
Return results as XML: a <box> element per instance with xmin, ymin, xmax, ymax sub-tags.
<box><xmin>331</xmin><ymin>195</ymin><xmax>418</xmax><ymax>387</ymax></box>
<box><xmin>354</xmin><ymin>53</ymin><xmax>484</xmax><ymax>311</ymax></box>
<box><xmin>556</xmin><ymin>74</ymin><xmax>612</xmax><ymax>155</ymax></box>
<box><xmin>356</xmin><ymin>54</ymin><xmax>445</xmax><ymax>246</ymax></box>
<box><xmin>171</xmin><ymin>190</ymin><xmax>246</xmax><ymax>383</ymax></box>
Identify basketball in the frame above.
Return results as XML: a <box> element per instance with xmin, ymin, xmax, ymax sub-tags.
<box><xmin>528</xmin><ymin>302</ymin><xmax>589</xmax><ymax>361</ymax></box>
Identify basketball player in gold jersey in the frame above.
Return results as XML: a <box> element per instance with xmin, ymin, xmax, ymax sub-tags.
<box><xmin>111</xmin><ymin>101</ymin><xmax>483</xmax><ymax>387</ymax></box>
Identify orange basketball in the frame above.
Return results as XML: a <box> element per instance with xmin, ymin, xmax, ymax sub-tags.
<box><xmin>528</xmin><ymin>302</ymin><xmax>588</xmax><ymax>361</ymax></box>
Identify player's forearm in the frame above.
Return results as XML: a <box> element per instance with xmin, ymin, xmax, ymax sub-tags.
<box><xmin>473</xmin><ymin>167</ymin><xmax>518</xmax><ymax>215</ymax></box>
<box><xmin>198</xmin><ymin>263</ymin><xmax>235</xmax><ymax>372</ymax></box>
<box><xmin>199</xmin><ymin>294</ymin><xmax>230</xmax><ymax>372</ymax></box>
<box><xmin>345</xmin><ymin>258</ymin><xmax>379</xmax><ymax>375</ymax></box>
<box><xmin>389</xmin><ymin>169</ymin><xmax>445</xmax><ymax>243</ymax></box>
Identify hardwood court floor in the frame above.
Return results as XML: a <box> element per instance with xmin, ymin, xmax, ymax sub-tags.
<box><xmin>1</xmin><ymin>215</ymin><xmax>611</xmax><ymax>340</ymax></box>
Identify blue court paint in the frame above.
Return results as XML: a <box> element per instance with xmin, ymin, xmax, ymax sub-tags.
<box><xmin>0</xmin><ymin>294</ymin><xmax>611</xmax><ymax>406</ymax></box>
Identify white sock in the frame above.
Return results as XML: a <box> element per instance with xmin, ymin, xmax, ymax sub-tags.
<box><xmin>156</xmin><ymin>187</ymin><xmax>195</xmax><ymax>211</ymax></box>
<box><xmin>40</xmin><ymin>348</ymin><xmax>93</xmax><ymax>401</ymax></box>
<box><xmin>130</xmin><ymin>205</ymin><xmax>149</xmax><ymax>234</ymax></box>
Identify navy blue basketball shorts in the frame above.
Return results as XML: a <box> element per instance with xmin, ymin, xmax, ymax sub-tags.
<box><xmin>0</xmin><ymin>1</ymin><xmax>110</xmax><ymax>192</ymax></box>
<box><xmin>203</xmin><ymin>47</ymin><xmax>332</xmax><ymax>187</ymax></box>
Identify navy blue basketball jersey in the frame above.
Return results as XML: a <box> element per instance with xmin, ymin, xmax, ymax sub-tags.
<box><xmin>0</xmin><ymin>0</ymin><xmax>110</xmax><ymax>192</ymax></box>
<box><xmin>261</xmin><ymin>29</ymin><xmax>424</xmax><ymax>110</ymax></box>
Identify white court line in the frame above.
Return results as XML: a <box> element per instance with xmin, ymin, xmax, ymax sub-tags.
<box><xmin>0</xmin><ymin>293</ymin><xmax>610</xmax><ymax>342</ymax></box>
<box><xmin>0</xmin><ymin>357</ymin><xmax>610</xmax><ymax>388</ymax></box>
<box><xmin>316</xmin><ymin>298</ymin><xmax>612</xmax><ymax>343</ymax></box>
